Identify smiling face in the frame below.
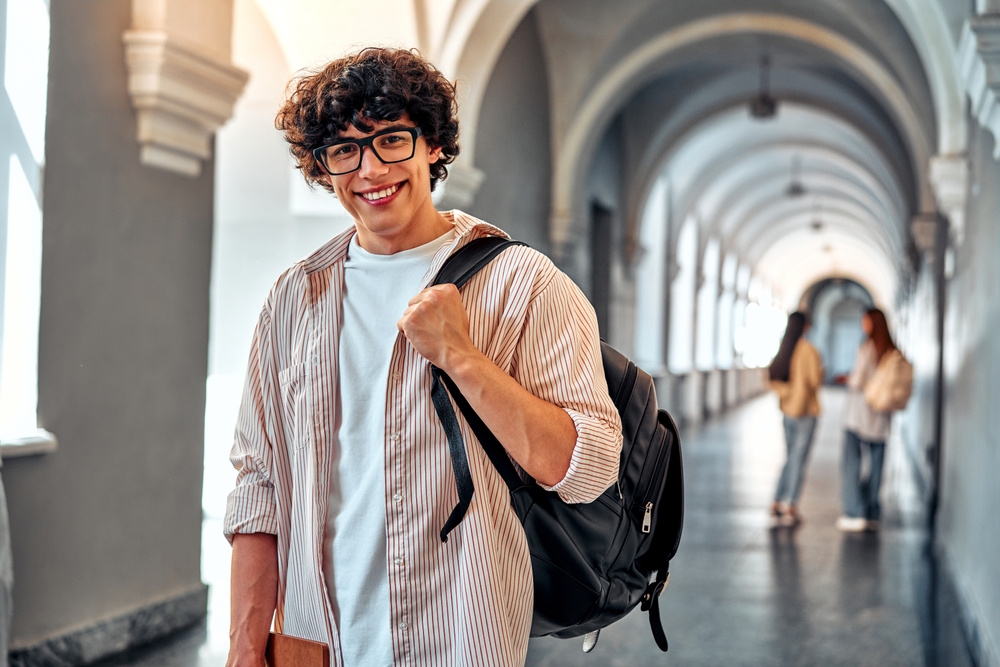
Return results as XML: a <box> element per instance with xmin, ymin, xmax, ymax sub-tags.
<box><xmin>326</xmin><ymin>115</ymin><xmax>451</xmax><ymax>255</ymax></box>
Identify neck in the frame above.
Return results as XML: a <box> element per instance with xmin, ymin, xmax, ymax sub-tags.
<box><xmin>354</xmin><ymin>200</ymin><xmax>452</xmax><ymax>255</ymax></box>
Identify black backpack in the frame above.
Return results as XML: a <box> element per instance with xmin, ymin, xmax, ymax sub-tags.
<box><xmin>430</xmin><ymin>236</ymin><xmax>684</xmax><ymax>652</ymax></box>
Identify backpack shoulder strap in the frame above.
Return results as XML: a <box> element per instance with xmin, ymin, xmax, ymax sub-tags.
<box><xmin>430</xmin><ymin>236</ymin><xmax>528</xmax><ymax>542</ymax></box>
<box><xmin>432</xmin><ymin>236</ymin><xmax>526</xmax><ymax>289</ymax></box>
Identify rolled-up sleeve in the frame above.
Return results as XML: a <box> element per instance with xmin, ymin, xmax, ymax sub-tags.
<box><xmin>223</xmin><ymin>305</ymin><xmax>279</xmax><ymax>543</ymax></box>
<box><xmin>510</xmin><ymin>269</ymin><xmax>622</xmax><ymax>504</ymax></box>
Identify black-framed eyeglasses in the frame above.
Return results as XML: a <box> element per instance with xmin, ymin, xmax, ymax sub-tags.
<box><xmin>313</xmin><ymin>126</ymin><xmax>424</xmax><ymax>175</ymax></box>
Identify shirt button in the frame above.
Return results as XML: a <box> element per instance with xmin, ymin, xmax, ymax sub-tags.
<box><xmin>393</xmin><ymin>557</ymin><xmax>403</xmax><ymax>565</ymax></box>
<box><xmin>393</xmin><ymin>493</ymin><xmax>403</xmax><ymax>503</ymax></box>
<box><xmin>389</xmin><ymin>433</ymin><xmax>400</xmax><ymax>442</ymax></box>
<box><xmin>392</xmin><ymin>371</ymin><xmax>402</xmax><ymax>380</ymax></box>
<box><xmin>312</xmin><ymin>357</ymin><xmax>320</xmax><ymax>367</ymax></box>
<box><xmin>398</xmin><ymin>622</ymin><xmax>408</xmax><ymax>631</ymax></box>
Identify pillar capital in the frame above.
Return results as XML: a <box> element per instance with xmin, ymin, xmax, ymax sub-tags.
<box><xmin>928</xmin><ymin>154</ymin><xmax>969</xmax><ymax>246</ymax></box>
<box><xmin>910</xmin><ymin>213</ymin><xmax>940</xmax><ymax>259</ymax></box>
<box><xmin>123</xmin><ymin>0</ymin><xmax>248</xmax><ymax>176</ymax></box>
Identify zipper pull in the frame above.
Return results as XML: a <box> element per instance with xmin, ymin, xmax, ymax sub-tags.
<box><xmin>616</xmin><ymin>480</ymin><xmax>623</xmax><ymax>500</ymax></box>
<box><xmin>642</xmin><ymin>502</ymin><xmax>653</xmax><ymax>533</ymax></box>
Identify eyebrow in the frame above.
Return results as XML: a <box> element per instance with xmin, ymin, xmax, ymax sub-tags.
<box><xmin>332</xmin><ymin>123</ymin><xmax>414</xmax><ymax>142</ymax></box>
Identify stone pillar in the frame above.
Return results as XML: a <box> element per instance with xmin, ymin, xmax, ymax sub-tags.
<box><xmin>4</xmin><ymin>0</ymin><xmax>243</xmax><ymax>661</ymax></box>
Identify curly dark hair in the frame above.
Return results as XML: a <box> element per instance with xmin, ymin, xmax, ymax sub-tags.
<box><xmin>275</xmin><ymin>48</ymin><xmax>460</xmax><ymax>194</ymax></box>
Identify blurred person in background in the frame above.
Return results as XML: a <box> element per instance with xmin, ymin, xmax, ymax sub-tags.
<box><xmin>836</xmin><ymin>308</ymin><xmax>895</xmax><ymax>532</ymax></box>
<box><xmin>768</xmin><ymin>312</ymin><xmax>823</xmax><ymax>527</ymax></box>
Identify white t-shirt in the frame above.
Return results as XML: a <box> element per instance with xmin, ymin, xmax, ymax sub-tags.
<box><xmin>324</xmin><ymin>229</ymin><xmax>454</xmax><ymax>667</ymax></box>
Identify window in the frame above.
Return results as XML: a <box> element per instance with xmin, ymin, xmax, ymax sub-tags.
<box><xmin>668</xmin><ymin>215</ymin><xmax>697</xmax><ymax>374</ymax></box>
<box><xmin>0</xmin><ymin>0</ymin><xmax>53</xmax><ymax>453</ymax></box>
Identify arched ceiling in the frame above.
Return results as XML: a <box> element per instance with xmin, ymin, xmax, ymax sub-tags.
<box><xmin>507</xmin><ymin>1</ymin><xmax>943</xmax><ymax>316</ymax></box>
<box><xmin>552</xmin><ymin>11</ymin><xmax>938</xmax><ymax>244</ymax></box>
<box><xmin>440</xmin><ymin>0</ymin><xmax>964</xmax><ymax>320</ymax></box>
<box><xmin>623</xmin><ymin>63</ymin><xmax>916</xmax><ymax>226</ymax></box>
<box><xmin>448</xmin><ymin>0</ymin><xmax>963</xmax><ymax>173</ymax></box>
<box><xmin>651</xmin><ymin>103</ymin><xmax>908</xmax><ymax>309</ymax></box>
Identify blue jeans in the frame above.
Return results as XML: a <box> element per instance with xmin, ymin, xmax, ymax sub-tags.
<box><xmin>841</xmin><ymin>430</ymin><xmax>886</xmax><ymax>520</ymax></box>
<box><xmin>774</xmin><ymin>416</ymin><xmax>818</xmax><ymax>506</ymax></box>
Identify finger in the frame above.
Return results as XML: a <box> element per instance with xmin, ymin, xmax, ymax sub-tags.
<box><xmin>407</xmin><ymin>287</ymin><xmax>436</xmax><ymax>307</ymax></box>
<box><xmin>397</xmin><ymin>307</ymin><xmax>417</xmax><ymax>333</ymax></box>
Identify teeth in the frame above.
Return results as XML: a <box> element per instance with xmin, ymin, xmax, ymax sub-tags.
<box><xmin>362</xmin><ymin>183</ymin><xmax>400</xmax><ymax>201</ymax></box>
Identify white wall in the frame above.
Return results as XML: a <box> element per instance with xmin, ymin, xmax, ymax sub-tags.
<box><xmin>937</xmin><ymin>119</ymin><xmax>1000</xmax><ymax>667</ymax></box>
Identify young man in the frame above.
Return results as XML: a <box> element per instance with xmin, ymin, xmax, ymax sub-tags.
<box><xmin>224</xmin><ymin>48</ymin><xmax>622</xmax><ymax>667</ymax></box>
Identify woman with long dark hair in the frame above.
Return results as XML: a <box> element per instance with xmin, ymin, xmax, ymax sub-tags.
<box><xmin>837</xmin><ymin>308</ymin><xmax>895</xmax><ymax>532</ymax></box>
<box><xmin>769</xmin><ymin>311</ymin><xmax>824</xmax><ymax>526</ymax></box>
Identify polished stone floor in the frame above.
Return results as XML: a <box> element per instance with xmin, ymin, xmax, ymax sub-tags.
<box><xmin>92</xmin><ymin>389</ymin><xmax>974</xmax><ymax>667</ymax></box>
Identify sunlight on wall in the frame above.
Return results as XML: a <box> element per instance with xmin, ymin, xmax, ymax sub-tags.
<box><xmin>4</xmin><ymin>0</ymin><xmax>49</xmax><ymax>165</ymax></box>
<box><xmin>716</xmin><ymin>252</ymin><xmax>738</xmax><ymax>369</ymax></box>
<box><xmin>668</xmin><ymin>215</ymin><xmax>697</xmax><ymax>374</ymax></box>
<box><xmin>695</xmin><ymin>237</ymin><xmax>720</xmax><ymax>371</ymax></box>
<box><xmin>633</xmin><ymin>175</ymin><xmax>669</xmax><ymax>371</ymax></box>
<box><xmin>737</xmin><ymin>300</ymin><xmax>788</xmax><ymax>369</ymax></box>
<box><xmin>0</xmin><ymin>156</ymin><xmax>42</xmax><ymax>439</ymax></box>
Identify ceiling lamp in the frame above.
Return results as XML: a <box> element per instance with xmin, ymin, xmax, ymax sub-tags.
<box><xmin>810</xmin><ymin>201</ymin><xmax>823</xmax><ymax>231</ymax></box>
<box><xmin>749</xmin><ymin>55</ymin><xmax>778</xmax><ymax>119</ymax></box>
<box><xmin>786</xmin><ymin>155</ymin><xmax>805</xmax><ymax>198</ymax></box>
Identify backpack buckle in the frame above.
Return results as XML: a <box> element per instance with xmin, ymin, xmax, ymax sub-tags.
<box><xmin>640</xmin><ymin>576</ymin><xmax>668</xmax><ymax>611</ymax></box>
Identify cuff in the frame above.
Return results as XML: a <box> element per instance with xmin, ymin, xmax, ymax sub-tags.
<box><xmin>538</xmin><ymin>408</ymin><xmax>622</xmax><ymax>504</ymax></box>
<box><xmin>223</xmin><ymin>481</ymin><xmax>278</xmax><ymax>545</ymax></box>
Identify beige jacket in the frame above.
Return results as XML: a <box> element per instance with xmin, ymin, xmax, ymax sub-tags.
<box><xmin>771</xmin><ymin>338</ymin><xmax>823</xmax><ymax>418</ymax></box>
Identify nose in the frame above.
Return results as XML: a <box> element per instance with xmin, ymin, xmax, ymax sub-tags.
<box><xmin>357</xmin><ymin>145</ymin><xmax>388</xmax><ymax>179</ymax></box>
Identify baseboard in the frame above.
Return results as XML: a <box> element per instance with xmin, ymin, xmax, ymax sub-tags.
<box><xmin>8</xmin><ymin>584</ymin><xmax>208</xmax><ymax>667</ymax></box>
<box><xmin>936</xmin><ymin>547</ymin><xmax>1000</xmax><ymax>667</ymax></box>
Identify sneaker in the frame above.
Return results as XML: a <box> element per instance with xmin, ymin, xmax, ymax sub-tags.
<box><xmin>768</xmin><ymin>503</ymin><xmax>784</xmax><ymax>528</ymax></box>
<box><xmin>836</xmin><ymin>516</ymin><xmax>867</xmax><ymax>532</ymax></box>
<box><xmin>780</xmin><ymin>505</ymin><xmax>802</xmax><ymax>527</ymax></box>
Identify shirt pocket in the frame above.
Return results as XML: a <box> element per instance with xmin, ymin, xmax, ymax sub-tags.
<box><xmin>278</xmin><ymin>362</ymin><xmax>309</xmax><ymax>450</ymax></box>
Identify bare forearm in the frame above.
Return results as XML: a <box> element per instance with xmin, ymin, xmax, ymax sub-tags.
<box><xmin>228</xmin><ymin>533</ymin><xmax>278</xmax><ymax>667</ymax></box>
<box><xmin>447</xmin><ymin>351</ymin><xmax>577</xmax><ymax>486</ymax></box>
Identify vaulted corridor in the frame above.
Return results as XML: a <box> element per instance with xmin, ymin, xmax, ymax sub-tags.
<box><xmin>4</xmin><ymin>1</ymin><xmax>1000</xmax><ymax>665</ymax></box>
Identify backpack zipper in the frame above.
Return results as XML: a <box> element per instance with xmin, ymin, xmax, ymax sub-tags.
<box><xmin>642</xmin><ymin>502</ymin><xmax>653</xmax><ymax>533</ymax></box>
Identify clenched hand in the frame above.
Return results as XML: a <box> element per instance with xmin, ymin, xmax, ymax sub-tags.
<box><xmin>397</xmin><ymin>284</ymin><xmax>481</xmax><ymax>373</ymax></box>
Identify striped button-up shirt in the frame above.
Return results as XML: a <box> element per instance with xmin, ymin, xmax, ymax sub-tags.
<box><xmin>224</xmin><ymin>211</ymin><xmax>622</xmax><ymax>666</ymax></box>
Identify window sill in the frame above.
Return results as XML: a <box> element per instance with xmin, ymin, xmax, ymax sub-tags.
<box><xmin>1</xmin><ymin>430</ymin><xmax>58</xmax><ymax>459</ymax></box>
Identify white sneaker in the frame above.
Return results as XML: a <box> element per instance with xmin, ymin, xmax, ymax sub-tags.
<box><xmin>836</xmin><ymin>516</ymin><xmax>867</xmax><ymax>532</ymax></box>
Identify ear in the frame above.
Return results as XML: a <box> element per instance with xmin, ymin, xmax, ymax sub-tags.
<box><xmin>427</xmin><ymin>144</ymin><xmax>443</xmax><ymax>164</ymax></box>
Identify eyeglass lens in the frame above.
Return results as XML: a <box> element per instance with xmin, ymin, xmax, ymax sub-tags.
<box><xmin>319</xmin><ymin>131</ymin><xmax>417</xmax><ymax>175</ymax></box>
